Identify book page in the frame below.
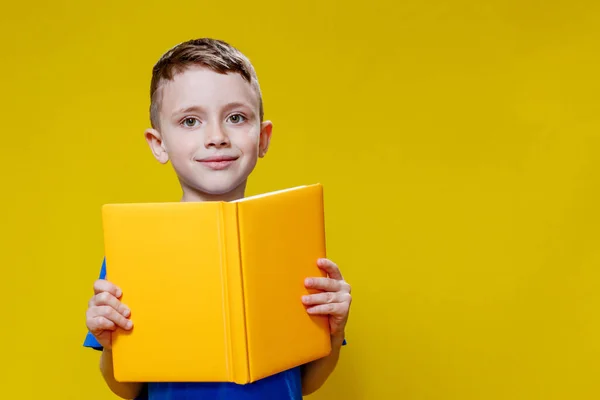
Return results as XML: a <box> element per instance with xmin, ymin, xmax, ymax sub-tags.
<box><xmin>232</xmin><ymin>185</ymin><xmax>307</xmax><ymax>203</ymax></box>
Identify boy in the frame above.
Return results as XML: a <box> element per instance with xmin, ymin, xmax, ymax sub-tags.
<box><xmin>83</xmin><ymin>38</ymin><xmax>352</xmax><ymax>399</ymax></box>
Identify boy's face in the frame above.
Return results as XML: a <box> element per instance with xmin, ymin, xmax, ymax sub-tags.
<box><xmin>145</xmin><ymin>65</ymin><xmax>271</xmax><ymax>201</ymax></box>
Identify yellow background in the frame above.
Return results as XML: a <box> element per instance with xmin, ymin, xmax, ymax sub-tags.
<box><xmin>2</xmin><ymin>0</ymin><xmax>600</xmax><ymax>399</ymax></box>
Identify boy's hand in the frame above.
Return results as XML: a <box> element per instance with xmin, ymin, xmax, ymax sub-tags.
<box><xmin>302</xmin><ymin>258</ymin><xmax>352</xmax><ymax>341</ymax></box>
<box><xmin>86</xmin><ymin>279</ymin><xmax>133</xmax><ymax>349</ymax></box>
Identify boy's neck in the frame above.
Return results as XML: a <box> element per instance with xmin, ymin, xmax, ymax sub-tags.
<box><xmin>179</xmin><ymin>183</ymin><xmax>246</xmax><ymax>203</ymax></box>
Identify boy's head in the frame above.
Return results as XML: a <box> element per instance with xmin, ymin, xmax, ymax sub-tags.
<box><xmin>144</xmin><ymin>38</ymin><xmax>272</xmax><ymax>202</ymax></box>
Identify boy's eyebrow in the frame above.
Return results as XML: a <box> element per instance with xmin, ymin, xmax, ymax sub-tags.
<box><xmin>172</xmin><ymin>105</ymin><xmax>204</xmax><ymax>116</ymax></box>
<box><xmin>172</xmin><ymin>102</ymin><xmax>254</xmax><ymax>117</ymax></box>
<box><xmin>222</xmin><ymin>101</ymin><xmax>254</xmax><ymax>112</ymax></box>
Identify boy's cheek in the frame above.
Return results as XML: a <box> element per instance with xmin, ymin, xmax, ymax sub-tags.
<box><xmin>244</xmin><ymin>123</ymin><xmax>262</xmax><ymax>139</ymax></box>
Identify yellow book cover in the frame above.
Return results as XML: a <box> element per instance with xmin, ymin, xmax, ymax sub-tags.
<box><xmin>101</xmin><ymin>183</ymin><xmax>332</xmax><ymax>384</ymax></box>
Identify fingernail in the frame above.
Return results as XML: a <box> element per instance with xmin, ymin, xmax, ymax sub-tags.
<box><xmin>126</xmin><ymin>320</ymin><xmax>133</xmax><ymax>329</ymax></box>
<box><xmin>116</xmin><ymin>288</ymin><xmax>122</xmax><ymax>298</ymax></box>
<box><xmin>305</xmin><ymin>278</ymin><xmax>313</xmax><ymax>286</ymax></box>
<box><xmin>302</xmin><ymin>296</ymin><xmax>309</xmax><ymax>302</ymax></box>
<box><xmin>123</xmin><ymin>308</ymin><xmax>130</xmax><ymax>317</ymax></box>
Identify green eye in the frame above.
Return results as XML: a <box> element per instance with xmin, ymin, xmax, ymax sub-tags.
<box><xmin>183</xmin><ymin>118</ymin><xmax>198</xmax><ymax>127</ymax></box>
<box><xmin>228</xmin><ymin>114</ymin><xmax>245</xmax><ymax>124</ymax></box>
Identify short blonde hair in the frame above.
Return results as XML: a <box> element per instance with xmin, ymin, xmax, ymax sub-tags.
<box><xmin>149</xmin><ymin>38</ymin><xmax>263</xmax><ymax>128</ymax></box>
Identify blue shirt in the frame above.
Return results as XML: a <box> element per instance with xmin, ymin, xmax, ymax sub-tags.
<box><xmin>83</xmin><ymin>258</ymin><xmax>304</xmax><ymax>400</ymax></box>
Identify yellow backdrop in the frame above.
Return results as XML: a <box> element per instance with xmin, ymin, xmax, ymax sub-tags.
<box><xmin>2</xmin><ymin>0</ymin><xmax>600</xmax><ymax>399</ymax></box>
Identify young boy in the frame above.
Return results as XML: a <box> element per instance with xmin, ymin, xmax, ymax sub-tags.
<box><xmin>83</xmin><ymin>38</ymin><xmax>352</xmax><ymax>399</ymax></box>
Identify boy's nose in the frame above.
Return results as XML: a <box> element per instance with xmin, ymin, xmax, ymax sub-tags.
<box><xmin>205</xmin><ymin>126</ymin><xmax>230</xmax><ymax>148</ymax></box>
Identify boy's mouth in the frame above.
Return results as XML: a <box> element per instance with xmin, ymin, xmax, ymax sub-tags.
<box><xmin>196</xmin><ymin>155</ymin><xmax>239</xmax><ymax>170</ymax></box>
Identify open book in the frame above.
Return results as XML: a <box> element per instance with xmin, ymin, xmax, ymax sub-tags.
<box><xmin>102</xmin><ymin>184</ymin><xmax>332</xmax><ymax>383</ymax></box>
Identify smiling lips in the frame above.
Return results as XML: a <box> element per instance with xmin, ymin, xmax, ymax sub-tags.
<box><xmin>197</xmin><ymin>155</ymin><xmax>239</xmax><ymax>170</ymax></box>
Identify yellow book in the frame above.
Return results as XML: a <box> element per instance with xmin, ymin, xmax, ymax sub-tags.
<box><xmin>102</xmin><ymin>184</ymin><xmax>332</xmax><ymax>384</ymax></box>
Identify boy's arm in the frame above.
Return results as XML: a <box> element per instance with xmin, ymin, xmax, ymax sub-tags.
<box><xmin>301</xmin><ymin>334</ymin><xmax>345</xmax><ymax>395</ymax></box>
<box><xmin>85</xmin><ymin>259</ymin><xmax>144</xmax><ymax>399</ymax></box>
<box><xmin>100</xmin><ymin>348</ymin><xmax>145</xmax><ymax>399</ymax></box>
<box><xmin>300</xmin><ymin>258</ymin><xmax>352</xmax><ymax>395</ymax></box>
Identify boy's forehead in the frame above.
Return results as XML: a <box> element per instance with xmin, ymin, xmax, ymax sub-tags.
<box><xmin>159</xmin><ymin>66</ymin><xmax>259</xmax><ymax>111</ymax></box>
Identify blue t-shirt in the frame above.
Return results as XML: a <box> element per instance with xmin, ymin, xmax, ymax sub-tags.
<box><xmin>83</xmin><ymin>258</ymin><xmax>304</xmax><ymax>400</ymax></box>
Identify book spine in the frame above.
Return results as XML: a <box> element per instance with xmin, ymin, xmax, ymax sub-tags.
<box><xmin>220</xmin><ymin>202</ymin><xmax>250</xmax><ymax>384</ymax></box>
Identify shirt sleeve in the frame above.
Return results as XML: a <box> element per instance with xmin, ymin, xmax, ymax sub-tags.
<box><xmin>82</xmin><ymin>258</ymin><xmax>107</xmax><ymax>351</ymax></box>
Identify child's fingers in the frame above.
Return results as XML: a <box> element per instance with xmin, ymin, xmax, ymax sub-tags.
<box><xmin>305</xmin><ymin>277</ymin><xmax>347</xmax><ymax>292</ymax></box>
<box><xmin>305</xmin><ymin>302</ymin><xmax>349</xmax><ymax>316</ymax></box>
<box><xmin>89</xmin><ymin>306</ymin><xmax>133</xmax><ymax>330</ymax></box>
<box><xmin>91</xmin><ymin>292</ymin><xmax>130</xmax><ymax>318</ymax></box>
<box><xmin>87</xmin><ymin>315</ymin><xmax>116</xmax><ymax>333</ymax></box>
<box><xmin>302</xmin><ymin>291</ymin><xmax>350</xmax><ymax>306</ymax></box>
<box><xmin>93</xmin><ymin>279</ymin><xmax>123</xmax><ymax>298</ymax></box>
<box><xmin>317</xmin><ymin>258</ymin><xmax>343</xmax><ymax>280</ymax></box>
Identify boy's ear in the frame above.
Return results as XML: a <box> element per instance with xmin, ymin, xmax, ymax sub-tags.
<box><xmin>258</xmin><ymin>120</ymin><xmax>273</xmax><ymax>158</ymax></box>
<box><xmin>145</xmin><ymin>128</ymin><xmax>169</xmax><ymax>164</ymax></box>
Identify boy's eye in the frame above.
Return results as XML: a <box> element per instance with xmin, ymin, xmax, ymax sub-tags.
<box><xmin>228</xmin><ymin>114</ymin><xmax>246</xmax><ymax>124</ymax></box>
<box><xmin>182</xmin><ymin>118</ymin><xmax>199</xmax><ymax>127</ymax></box>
